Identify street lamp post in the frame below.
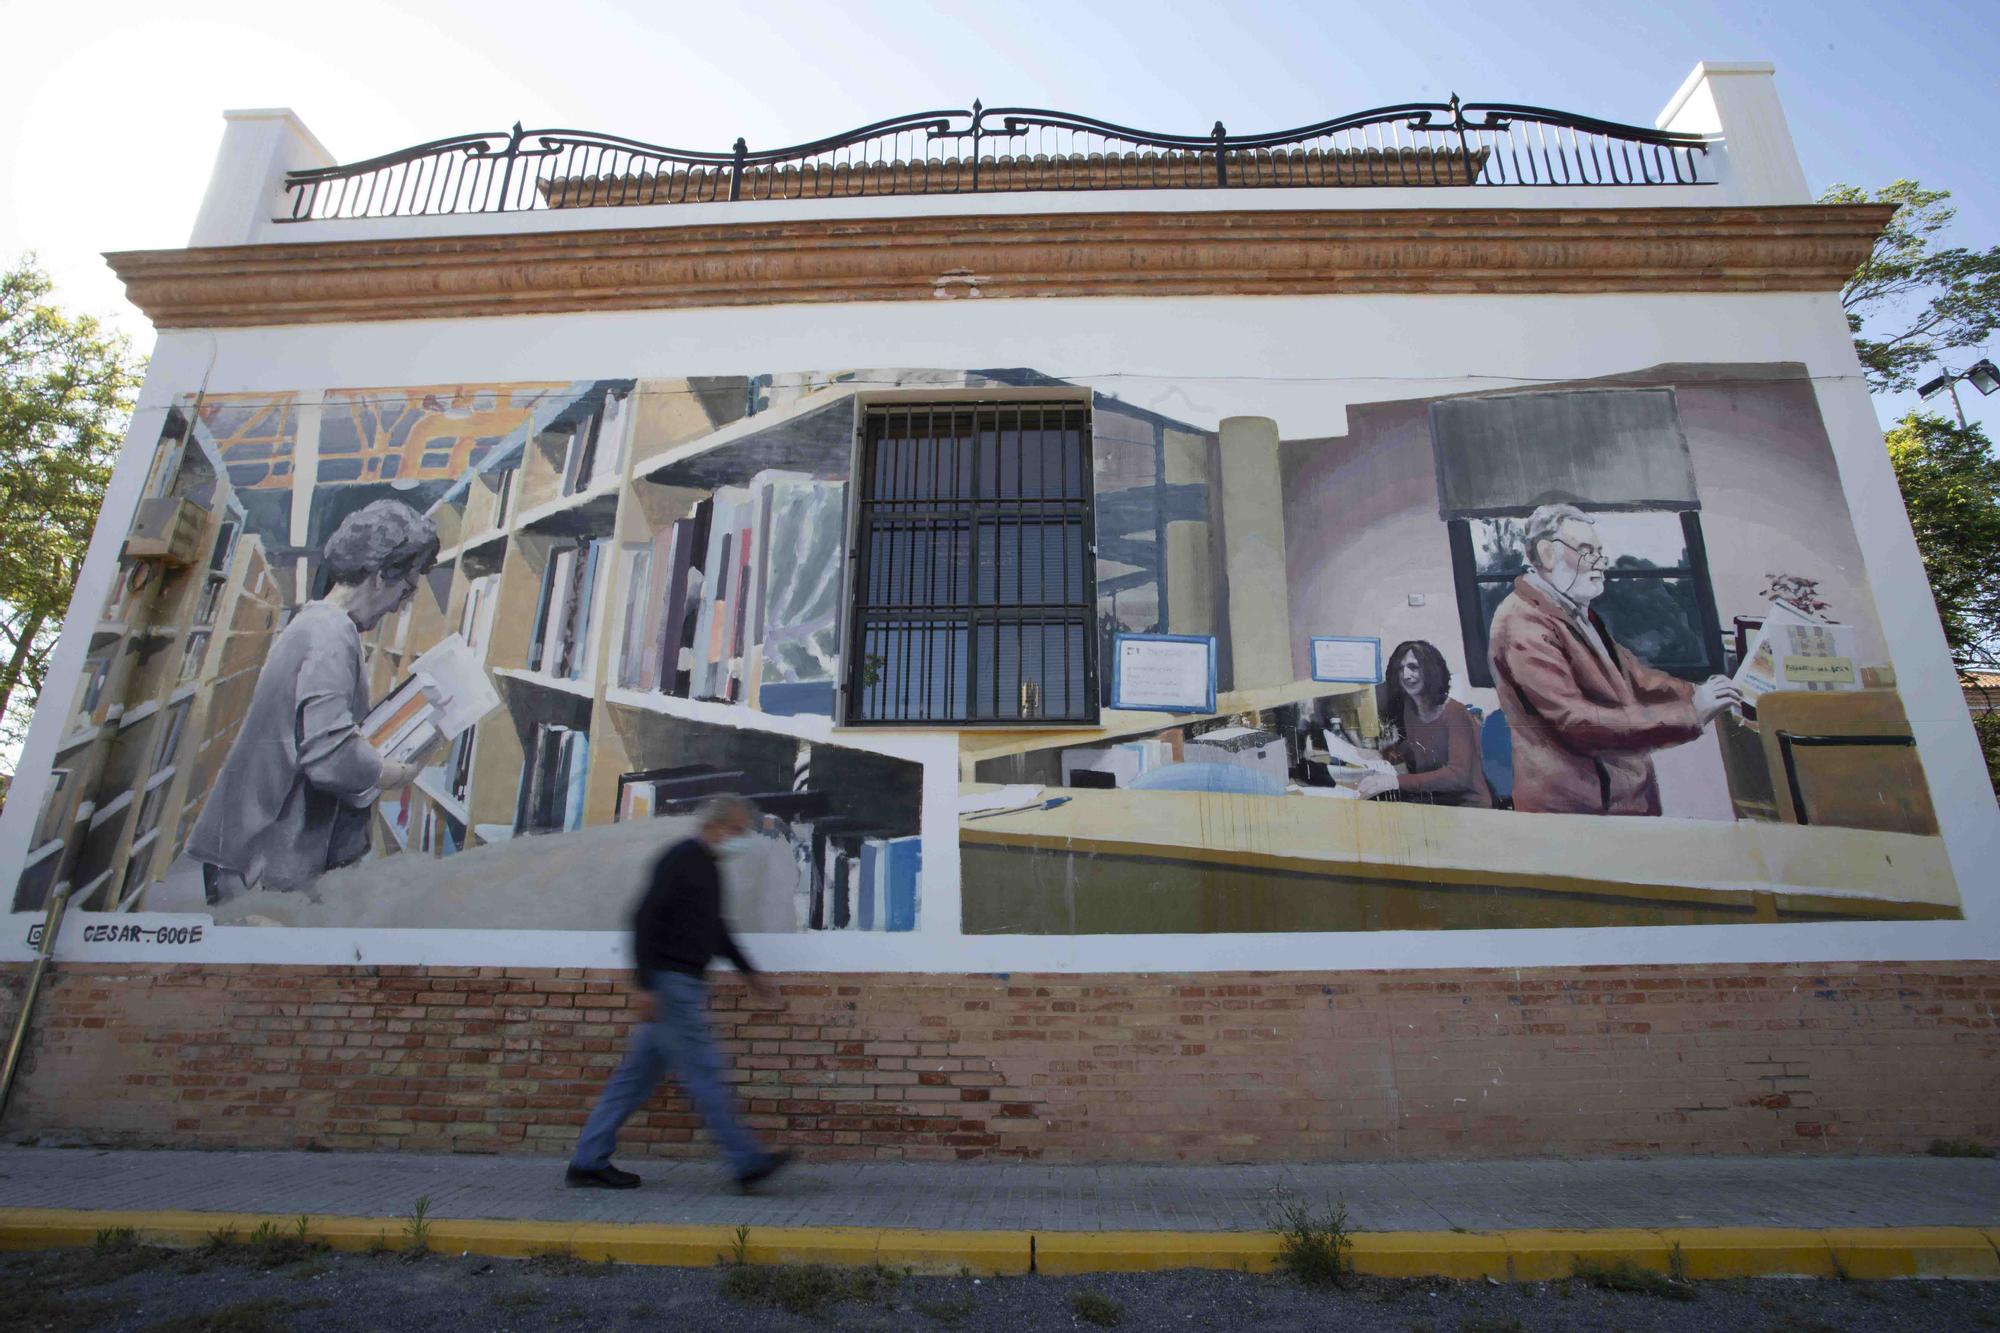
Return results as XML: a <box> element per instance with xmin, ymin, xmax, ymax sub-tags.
<box><xmin>1919</xmin><ymin>359</ymin><xmax>2000</xmax><ymax>428</ymax></box>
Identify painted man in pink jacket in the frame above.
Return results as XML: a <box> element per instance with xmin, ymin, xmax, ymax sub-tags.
<box><xmin>1488</xmin><ymin>504</ymin><xmax>1740</xmax><ymax>815</ymax></box>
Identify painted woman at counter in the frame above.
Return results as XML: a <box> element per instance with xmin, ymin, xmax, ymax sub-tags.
<box><xmin>1356</xmin><ymin>639</ymin><xmax>1494</xmax><ymax>808</ymax></box>
<box><xmin>185</xmin><ymin>500</ymin><xmax>439</xmax><ymax>901</ymax></box>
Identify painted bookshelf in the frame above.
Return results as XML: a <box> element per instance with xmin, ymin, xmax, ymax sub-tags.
<box><xmin>14</xmin><ymin>407</ymin><xmax>282</xmax><ymax>914</ymax></box>
<box><xmin>361</xmin><ymin>377</ymin><xmax>923</xmax><ymax>933</ymax></box>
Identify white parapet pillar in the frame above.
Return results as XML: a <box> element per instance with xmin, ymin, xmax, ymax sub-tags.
<box><xmin>1656</xmin><ymin>61</ymin><xmax>1811</xmax><ymax>206</ymax></box>
<box><xmin>1217</xmin><ymin>415</ymin><xmax>1292</xmax><ymax>692</ymax></box>
<box><xmin>188</xmin><ymin>109</ymin><xmax>336</xmax><ymax>247</ymax></box>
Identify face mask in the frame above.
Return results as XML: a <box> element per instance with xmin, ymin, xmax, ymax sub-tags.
<box><xmin>718</xmin><ymin>833</ymin><xmax>756</xmax><ymax>858</ymax></box>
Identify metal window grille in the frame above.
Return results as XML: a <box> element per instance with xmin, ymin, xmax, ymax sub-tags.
<box><xmin>846</xmin><ymin>403</ymin><xmax>1096</xmax><ymax>725</ymax></box>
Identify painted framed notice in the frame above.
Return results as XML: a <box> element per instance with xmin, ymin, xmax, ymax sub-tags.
<box><xmin>1111</xmin><ymin>634</ymin><xmax>1216</xmax><ymax>714</ymax></box>
<box><xmin>1310</xmin><ymin>636</ymin><xmax>1383</xmax><ymax>684</ymax></box>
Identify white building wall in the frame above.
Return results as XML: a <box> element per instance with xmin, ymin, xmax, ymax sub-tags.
<box><xmin>4</xmin><ymin>286</ymin><xmax>1992</xmax><ymax>971</ymax></box>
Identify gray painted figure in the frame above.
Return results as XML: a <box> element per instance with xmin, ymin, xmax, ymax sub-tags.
<box><xmin>186</xmin><ymin>500</ymin><xmax>439</xmax><ymax>899</ymax></box>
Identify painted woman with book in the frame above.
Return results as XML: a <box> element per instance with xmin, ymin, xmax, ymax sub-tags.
<box><xmin>186</xmin><ymin>500</ymin><xmax>440</xmax><ymax>900</ymax></box>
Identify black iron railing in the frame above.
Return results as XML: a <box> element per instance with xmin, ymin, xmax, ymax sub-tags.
<box><xmin>279</xmin><ymin>96</ymin><xmax>1713</xmax><ymax>222</ymax></box>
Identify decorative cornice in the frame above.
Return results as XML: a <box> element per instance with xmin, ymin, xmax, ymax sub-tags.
<box><xmin>106</xmin><ymin>205</ymin><xmax>1892</xmax><ymax>328</ymax></box>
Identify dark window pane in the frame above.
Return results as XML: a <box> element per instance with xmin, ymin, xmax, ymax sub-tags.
<box><xmin>1459</xmin><ymin>513</ymin><xmax>1718</xmax><ymax>686</ymax></box>
<box><xmin>1596</xmin><ymin>575</ymin><xmax>1709</xmax><ymax>675</ymax></box>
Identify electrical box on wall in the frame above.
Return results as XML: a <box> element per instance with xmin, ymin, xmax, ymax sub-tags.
<box><xmin>122</xmin><ymin>497</ymin><xmax>206</xmax><ymax>568</ymax></box>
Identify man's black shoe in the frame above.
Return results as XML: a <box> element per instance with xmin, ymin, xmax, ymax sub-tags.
<box><xmin>736</xmin><ymin>1150</ymin><xmax>795</xmax><ymax>1195</ymax></box>
<box><xmin>566</xmin><ymin>1164</ymin><xmax>640</xmax><ymax>1189</ymax></box>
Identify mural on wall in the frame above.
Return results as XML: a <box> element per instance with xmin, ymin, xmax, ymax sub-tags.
<box><xmin>11</xmin><ymin>363</ymin><xmax>1967</xmax><ymax>939</ymax></box>
<box><xmin>15</xmin><ymin>373</ymin><xmax>932</xmax><ymax>933</ymax></box>
<box><xmin>958</xmin><ymin>369</ymin><xmax>1964</xmax><ymax>934</ymax></box>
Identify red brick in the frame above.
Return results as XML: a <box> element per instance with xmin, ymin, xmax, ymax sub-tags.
<box><xmin>4</xmin><ymin>961</ymin><xmax>1997</xmax><ymax>1162</ymax></box>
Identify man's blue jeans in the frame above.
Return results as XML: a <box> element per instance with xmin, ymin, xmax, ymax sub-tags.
<box><xmin>570</xmin><ymin>970</ymin><xmax>764</xmax><ymax>1178</ymax></box>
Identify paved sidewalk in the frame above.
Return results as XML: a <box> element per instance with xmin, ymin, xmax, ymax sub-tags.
<box><xmin>2</xmin><ymin>1147</ymin><xmax>1995</xmax><ymax>1233</ymax></box>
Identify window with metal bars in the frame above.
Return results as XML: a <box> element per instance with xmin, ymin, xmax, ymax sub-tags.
<box><xmin>845</xmin><ymin>402</ymin><xmax>1096</xmax><ymax>725</ymax></box>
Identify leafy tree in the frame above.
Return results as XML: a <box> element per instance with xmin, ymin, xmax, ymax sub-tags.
<box><xmin>0</xmin><ymin>256</ymin><xmax>144</xmax><ymax>766</ymax></box>
<box><xmin>1821</xmin><ymin>180</ymin><xmax>2000</xmax><ymax>393</ymax></box>
<box><xmin>1884</xmin><ymin>410</ymin><xmax>2000</xmax><ymax>789</ymax></box>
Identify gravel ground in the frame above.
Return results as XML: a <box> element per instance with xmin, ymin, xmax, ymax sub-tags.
<box><xmin>6</xmin><ymin>1238</ymin><xmax>1999</xmax><ymax>1333</ymax></box>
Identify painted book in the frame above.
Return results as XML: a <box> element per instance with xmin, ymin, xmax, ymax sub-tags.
<box><xmin>884</xmin><ymin>836</ymin><xmax>920</xmax><ymax>932</ymax></box>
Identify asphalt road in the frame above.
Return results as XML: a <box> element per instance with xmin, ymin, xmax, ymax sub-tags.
<box><xmin>6</xmin><ymin>1238</ymin><xmax>1998</xmax><ymax>1332</ymax></box>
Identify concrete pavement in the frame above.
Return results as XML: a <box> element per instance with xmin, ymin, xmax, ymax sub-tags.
<box><xmin>1</xmin><ymin>1147</ymin><xmax>1996</xmax><ymax>1278</ymax></box>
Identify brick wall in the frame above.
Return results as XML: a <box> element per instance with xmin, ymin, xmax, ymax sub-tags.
<box><xmin>2</xmin><ymin>962</ymin><xmax>1995</xmax><ymax>1161</ymax></box>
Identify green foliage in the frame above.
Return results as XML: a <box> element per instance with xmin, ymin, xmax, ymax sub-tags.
<box><xmin>914</xmin><ymin>1292</ymin><xmax>977</xmax><ymax>1323</ymax></box>
<box><xmin>720</xmin><ymin>1261</ymin><xmax>899</xmax><ymax>1316</ymax></box>
<box><xmin>92</xmin><ymin>1226</ymin><xmax>137</xmax><ymax>1254</ymax></box>
<box><xmin>0</xmin><ymin>255</ymin><xmax>143</xmax><ymax>760</ymax></box>
<box><xmin>1272</xmin><ymin>1198</ymin><xmax>1353</xmax><ymax>1288</ymax></box>
<box><xmin>1885</xmin><ymin>411</ymin><xmax>2000</xmax><ymax>789</ymax></box>
<box><xmin>240</xmin><ymin>1217</ymin><xmax>326</xmax><ymax>1267</ymax></box>
<box><xmin>1070</xmin><ymin>1289</ymin><xmax>1125</xmax><ymax>1326</ymax></box>
<box><xmin>1823</xmin><ymin>180</ymin><xmax>2000</xmax><ymax>393</ymax></box>
<box><xmin>402</xmin><ymin>1195</ymin><xmax>433</xmax><ymax>1255</ymax></box>
<box><xmin>1927</xmin><ymin>1137</ymin><xmax>1995</xmax><ymax>1158</ymax></box>
<box><xmin>525</xmin><ymin>1246</ymin><xmax>616</xmax><ymax>1278</ymax></box>
<box><xmin>1569</xmin><ymin>1256</ymin><xmax>1695</xmax><ymax>1300</ymax></box>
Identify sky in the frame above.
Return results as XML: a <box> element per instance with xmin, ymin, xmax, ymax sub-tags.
<box><xmin>1</xmin><ymin>0</ymin><xmax>1996</xmax><ymax>431</ymax></box>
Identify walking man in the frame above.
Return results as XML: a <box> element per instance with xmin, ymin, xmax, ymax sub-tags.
<box><xmin>566</xmin><ymin>795</ymin><xmax>794</xmax><ymax>1193</ymax></box>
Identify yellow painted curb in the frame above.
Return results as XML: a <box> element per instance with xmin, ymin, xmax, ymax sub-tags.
<box><xmin>1656</xmin><ymin>1227</ymin><xmax>1838</xmax><ymax>1280</ymax></box>
<box><xmin>1823</xmin><ymin>1227</ymin><xmax>2000</xmax><ymax>1280</ymax></box>
<box><xmin>1493</xmin><ymin>1229</ymin><xmax>1673</xmax><ymax>1281</ymax></box>
<box><xmin>1349</xmin><ymin>1231</ymin><xmax>1511</xmax><ymax>1280</ymax></box>
<box><xmin>0</xmin><ymin>1208</ymin><xmax>1994</xmax><ymax>1281</ymax></box>
<box><xmin>1034</xmin><ymin>1231</ymin><xmax>1276</xmax><ymax>1275</ymax></box>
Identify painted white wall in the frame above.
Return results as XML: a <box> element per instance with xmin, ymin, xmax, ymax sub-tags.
<box><xmin>1</xmin><ymin>283</ymin><xmax>1993</xmax><ymax>971</ymax></box>
<box><xmin>187</xmin><ymin>109</ymin><xmax>334</xmax><ymax>247</ymax></box>
<box><xmin>174</xmin><ymin>62</ymin><xmax>1798</xmax><ymax>250</ymax></box>
<box><xmin>1656</xmin><ymin>61</ymin><xmax>1811</xmax><ymax>206</ymax></box>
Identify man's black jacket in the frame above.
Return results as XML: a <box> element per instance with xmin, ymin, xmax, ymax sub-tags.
<box><xmin>632</xmin><ymin>837</ymin><xmax>756</xmax><ymax>983</ymax></box>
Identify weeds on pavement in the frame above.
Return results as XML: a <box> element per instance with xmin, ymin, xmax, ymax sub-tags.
<box><xmin>241</xmin><ymin>1217</ymin><xmax>327</xmax><ymax>1268</ymax></box>
<box><xmin>93</xmin><ymin>1226</ymin><xmax>138</xmax><ymax>1255</ymax></box>
<box><xmin>1928</xmin><ymin>1138</ymin><xmax>1995</xmax><ymax>1158</ymax></box>
<box><xmin>1272</xmin><ymin>1198</ymin><xmax>1354</xmax><ymax>1288</ymax></box>
<box><xmin>1570</xmin><ymin>1257</ymin><xmax>1696</xmax><ymax>1301</ymax></box>
<box><xmin>914</xmin><ymin>1292</ymin><xmax>977</xmax><ymax>1324</ymax></box>
<box><xmin>402</xmin><ymin>1195</ymin><xmax>433</xmax><ymax>1257</ymax></box>
<box><xmin>721</xmin><ymin>1260</ymin><xmax>901</xmax><ymax>1317</ymax></box>
<box><xmin>526</xmin><ymin>1246</ymin><xmax>616</xmax><ymax>1278</ymax></box>
<box><xmin>1070</xmin><ymin>1288</ymin><xmax>1125</xmax><ymax>1326</ymax></box>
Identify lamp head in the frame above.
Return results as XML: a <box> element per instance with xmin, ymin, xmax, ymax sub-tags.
<box><xmin>1965</xmin><ymin>359</ymin><xmax>2000</xmax><ymax>397</ymax></box>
